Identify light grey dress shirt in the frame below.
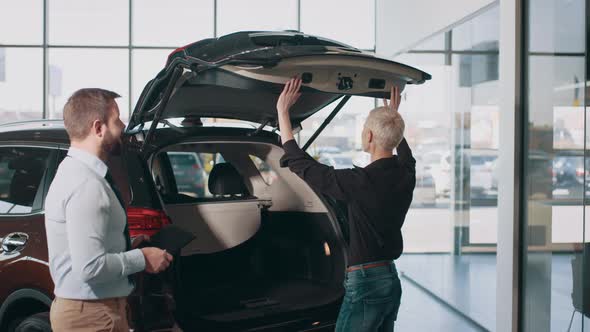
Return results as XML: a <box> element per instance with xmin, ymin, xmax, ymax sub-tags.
<box><xmin>45</xmin><ymin>147</ymin><xmax>146</xmax><ymax>300</ymax></box>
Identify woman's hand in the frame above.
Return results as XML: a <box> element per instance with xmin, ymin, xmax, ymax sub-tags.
<box><xmin>277</xmin><ymin>77</ymin><xmax>302</xmax><ymax>115</ymax></box>
<box><xmin>382</xmin><ymin>85</ymin><xmax>401</xmax><ymax>113</ymax></box>
<box><xmin>276</xmin><ymin>77</ymin><xmax>302</xmax><ymax>143</ymax></box>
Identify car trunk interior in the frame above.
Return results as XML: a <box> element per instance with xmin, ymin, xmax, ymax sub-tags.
<box><xmin>147</xmin><ymin>139</ymin><xmax>346</xmax><ymax>329</ymax></box>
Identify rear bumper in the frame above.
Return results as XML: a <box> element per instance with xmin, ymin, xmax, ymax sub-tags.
<box><xmin>130</xmin><ymin>274</ymin><xmax>341</xmax><ymax>332</ymax></box>
<box><xmin>243</xmin><ymin>320</ymin><xmax>337</xmax><ymax>332</ymax></box>
<box><xmin>174</xmin><ymin>301</ymin><xmax>341</xmax><ymax>332</ymax></box>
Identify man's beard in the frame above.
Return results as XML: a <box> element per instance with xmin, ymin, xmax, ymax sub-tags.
<box><xmin>102</xmin><ymin>136</ymin><xmax>122</xmax><ymax>157</ymax></box>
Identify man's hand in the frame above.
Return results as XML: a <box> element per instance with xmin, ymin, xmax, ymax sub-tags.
<box><xmin>140</xmin><ymin>247</ymin><xmax>173</xmax><ymax>274</ymax></box>
<box><xmin>382</xmin><ymin>85</ymin><xmax>401</xmax><ymax>113</ymax></box>
<box><xmin>131</xmin><ymin>234</ymin><xmax>150</xmax><ymax>249</ymax></box>
<box><xmin>277</xmin><ymin>77</ymin><xmax>302</xmax><ymax>115</ymax></box>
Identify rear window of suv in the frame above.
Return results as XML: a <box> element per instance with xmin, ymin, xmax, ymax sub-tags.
<box><xmin>164</xmin><ymin>152</ymin><xmax>226</xmax><ymax>198</ymax></box>
<box><xmin>168</xmin><ymin>153</ymin><xmax>200</xmax><ymax>166</ymax></box>
<box><xmin>249</xmin><ymin>155</ymin><xmax>277</xmax><ymax>186</ymax></box>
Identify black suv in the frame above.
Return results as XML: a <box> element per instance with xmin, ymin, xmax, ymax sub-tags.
<box><xmin>0</xmin><ymin>31</ymin><xmax>430</xmax><ymax>332</ymax></box>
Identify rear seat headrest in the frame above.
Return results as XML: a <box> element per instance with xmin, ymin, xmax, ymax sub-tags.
<box><xmin>208</xmin><ymin>162</ymin><xmax>250</xmax><ymax>196</ymax></box>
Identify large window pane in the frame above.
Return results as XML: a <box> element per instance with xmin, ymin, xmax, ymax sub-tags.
<box><xmin>452</xmin><ymin>6</ymin><xmax>499</xmax><ymax>51</ymax></box>
<box><xmin>49</xmin><ymin>0</ymin><xmax>129</xmax><ymax>46</ymax></box>
<box><xmin>392</xmin><ymin>53</ymin><xmax>452</xmax><ymax>252</ymax></box>
<box><xmin>300</xmin><ymin>0</ymin><xmax>375</xmax><ymax>50</ymax></box>
<box><xmin>0</xmin><ymin>0</ymin><xmax>43</xmax><ymax>45</ymax></box>
<box><xmin>0</xmin><ymin>48</ymin><xmax>43</xmax><ymax>124</ymax></box>
<box><xmin>529</xmin><ymin>0</ymin><xmax>585</xmax><ymax>53</ymax></box>
<box><xmin>48</xmin><ymin>49</ymin><xmax>129</xmax><ymax>121</ymax></box>
<box><xmin>393</xmin><ymin>50</ymin><xmax>500</xmax><ymax>331</ymax></box>
<box><xmin>299</xmin><ymin>96</ymin><xmax>375</xmax><ymax>170</ymax></box>
<box><xmin>393</xmin><ymin>52</ymin><xmax>445</xmax><ymax>68</ymax></box>
<box><xmin>132</xmin><ymin>0</ymin><xmax>214</xmax><ymax>47</ymax></box>
<box><xmin>216</xmin><ymin>0</ymin><xmax>297</xmax><ymax>37</ymax></box>
<box><xmin>452</xmin><ymin>53</ymin><xmax>500</xmax><ymax>247</ymax></box>
<box><xmin>523</xmin><ymin>0</ymin><xmax>588</xmax><ymax>331</ymax></box>
<box><xmin>131</xmin><ymin>49</ymin><xmax>174</xmax><ymax>106</ymax></box>
<box><xmin>413</xmin><ymin>33</ymin><xmax>446</xmax><ymax>51</ymax></box>
<box><xmin>529</xmin><ymin>56</ymin><xmax>585</xmax><ymax>151</ymax></box>
<box><xmin>391</xmin><ymin>8</ymin><xmax>500</xmax><ymax>331</ymax></box>
<box><xmin>524</xmin><ymin>55</ymin><xmax>587</xmax><ymax>332</ymax></box>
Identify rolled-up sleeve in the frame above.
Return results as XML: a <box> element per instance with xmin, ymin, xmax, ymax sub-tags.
<box><xmin>65</xmin><ymin>179</ymin><xmax>145</xmax><ymax>285</ymax></box>
<box><xmin>279</xmin><ymin>139</ymin><xmax>363</xmax><ymax>201</ymax></box>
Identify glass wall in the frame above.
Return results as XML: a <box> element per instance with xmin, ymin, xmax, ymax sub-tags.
<box><xmin>372</xmin><ymin>5</ymin><xmax>499</xmax><ymax>331</ymax></box>
<box><xmin>0</xmin><ymin>0</ymin><xmax>376</xmax><ymax>124</ymax></box>
<box><xmin>522</xmin><ymin>0</ymin><xmax>589</xmax><ymax>331</ymax></box>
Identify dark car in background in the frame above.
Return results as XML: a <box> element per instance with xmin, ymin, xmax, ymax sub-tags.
<box><xmin>552</xmin><ymin>154</ymin><xmax>590</xmax><ymax>200</ymax></box>
<box><xmin>0</xmin><ymin>31</ymin><xmax>430</xmax><ymax>332</ymax></box>
<box><xmin>167</xmin><ymin>152</ymin><xmax>207</xmax><ymax>197</ymax></box>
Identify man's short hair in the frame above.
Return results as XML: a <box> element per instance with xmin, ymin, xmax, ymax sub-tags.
<box><xmin>63</xmin><ymin>88</ymin><xmax>121</xmax><ymax>141</ymax></box>
<box><xmin>365</xmin><ymin>106</ymin><xmax>405</xmax><ymax>151</ymax></box>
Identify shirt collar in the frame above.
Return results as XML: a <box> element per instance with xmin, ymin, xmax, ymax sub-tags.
<box><xmin>67</xmin><ymin>147</ymin><xmax>108</xmax><ymax>178</ymax></box>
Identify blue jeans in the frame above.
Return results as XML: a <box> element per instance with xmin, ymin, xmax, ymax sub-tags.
<box><xmin>335</xmin><ymin>260</ymin><xmax>402</xmax><ymax>332</ymax></box>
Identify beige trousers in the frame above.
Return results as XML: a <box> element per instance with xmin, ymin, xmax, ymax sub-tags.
<box><xmin>49</xmin><ymin>297</ymin><xmax>129</xmax><ymax>332</ymax></box>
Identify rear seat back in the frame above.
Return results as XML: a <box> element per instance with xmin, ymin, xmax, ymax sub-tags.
<box><xmin>208</xmin><ymin>162</ymin><xmax>252</xmax><ymax>199</ymax></box>
<box><xmin>166</xmin><ymin>199</ymin><xmax>262</xmax><ymax>255</ymax></box>
<box><xmin>166</xmin><ymin>161</ymin><xmax>264</xmax><ymax>255</ymax></box>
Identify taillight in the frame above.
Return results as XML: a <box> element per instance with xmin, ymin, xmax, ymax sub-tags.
<box><xmin>127</xmin><ymin>207</ymin><xmax>171</xmax><ymax>237</ymax></box>
<box><xmin>166</xmin><ymin>48</ymin><xmax>185</xmax><ymax>64</ymax></box>
<box><xmin>166</xmin><ymin>41</ymin><xmax>197</xmax><ymax>64</ymax></box>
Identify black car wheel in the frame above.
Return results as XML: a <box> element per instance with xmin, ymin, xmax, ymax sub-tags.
<box><xmin>14</xmin><ymin>312</ymin><xmax>51</xmax><ymax>332</ymax></box>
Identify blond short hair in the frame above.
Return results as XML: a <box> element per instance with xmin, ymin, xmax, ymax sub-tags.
<box><xmin>63</xmin><ymin>88</ymin><xmax>120</xmax><ymax>141</ymax></box>
<box><xmin>364</xmin><ymin>106</ymin><xmax>405</xmax><ymax>151</ymax></box>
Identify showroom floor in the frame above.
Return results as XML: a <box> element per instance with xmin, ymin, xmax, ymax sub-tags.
<box><xmin>395</xmin><ymin>253</ymin><xmax>590</xmax><ymax>332</ymax></box>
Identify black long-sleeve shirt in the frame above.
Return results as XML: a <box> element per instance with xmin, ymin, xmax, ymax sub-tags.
<box><xmin>279</xmin><ymin>139</ymin><xmax>416</xmax><ymax>266</ymax></box>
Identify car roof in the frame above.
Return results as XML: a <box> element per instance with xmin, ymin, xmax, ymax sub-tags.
<box><xmin>0</xmin><ymin>120</ymin><xmax>283</xmax><ymax>158</ymax></box>
<box><xmin>0</xmin><ymin>120</ymin><xmax>70</xmax><ymax>144</ymax></box>
<box><xmin>0</xmin><ymin>119</ymin><xmax>66</xmax><ymax>131</ymax></box>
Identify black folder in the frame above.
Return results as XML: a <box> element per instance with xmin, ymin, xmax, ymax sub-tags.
<box><xmin>148</xmin><ymin>225</ymin><xmax>196</xmax><ymax>254</ymax></box>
